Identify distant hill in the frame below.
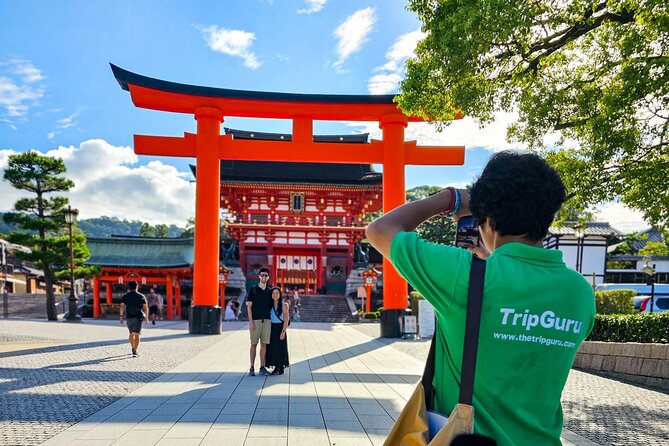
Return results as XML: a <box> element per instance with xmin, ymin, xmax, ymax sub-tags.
<box><xmin>0</xmin><ymin>213</ymin><xmax>184</xmax><ymax>238</ymax></box>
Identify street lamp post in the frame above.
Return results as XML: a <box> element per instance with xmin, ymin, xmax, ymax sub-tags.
<box><xmin>573</xmin><ymin>225</ymin><xmax>586</xmax><ymax>273</ymax></box>
<box><xmin>642</xmin><ymin>258</ymin><xmax>656</xmax><ymax>313</ymax></box>
<box><xmin>63</xmin><ymin>205</ymin><xmax>81</xmax><ymax>322</ymax></box>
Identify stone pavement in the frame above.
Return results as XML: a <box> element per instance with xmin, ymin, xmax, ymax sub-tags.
<box><xmin>0</xmin><ymin>319</ymin><xmax>666</xmax><ymax>445</ymax></box>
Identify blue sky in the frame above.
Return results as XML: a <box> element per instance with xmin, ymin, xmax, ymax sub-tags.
<box><xmin>0</xmin><ymin>0</ymin><xmax>647</xmax><ymax>231</ymax></box>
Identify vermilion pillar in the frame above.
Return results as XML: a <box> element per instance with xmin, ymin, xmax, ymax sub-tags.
<box><xmin>190</xmin><ymin>107</ymin><xmax>224</xmax><ymax>333</ymax></box>
<box><xmin>166</xmin><ymin>276</ymin><xmax>174</xmax><ymax>320</ymax></box>
<box><xmin>380</xmin><ymin>114</ymin><xmax>408</xmax><ymax>311</ymax></box>
<box><xmin>176</xmin><ymin>282</ymin><xmax>182</xmax><ymax>319</ymax></box>
<box><xmin>93</xmin><ymin>277</ymin><xmax>100</xmax><ymax>319</ymax></box>
<box><xmin>105</xmin><ymin>282</ymin><xmax>112</xmax><ymax>304</ymax></box>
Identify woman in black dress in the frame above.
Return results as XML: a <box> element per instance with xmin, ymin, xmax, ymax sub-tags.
<box><xmin>266</xmin><ymin>287</ymin><xmax>290</xmax><ymax>375</ymax></box>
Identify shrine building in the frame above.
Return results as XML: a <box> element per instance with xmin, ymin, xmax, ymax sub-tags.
<box><xmin>195</xmin><ymin>128</ymin><xmax>383</xmax><ymax>296</ymax></box>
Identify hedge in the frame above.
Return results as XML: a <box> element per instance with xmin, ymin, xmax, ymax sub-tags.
<box><xmin>594</xmin><ymin>289</ymin><xmax>635</xmax><ymax>314</ymax></box>
<box><xmin>587</xmin><ymin>313</ymin><xmax>669</xmax><ymax>344</ymax></box>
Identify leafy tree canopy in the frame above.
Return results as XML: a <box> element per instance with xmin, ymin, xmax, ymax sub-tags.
<box><xmin>399</xmin><ymin>0</ymin><xmax>669</xmax><ymax>229</ymax></box>
<box><xmin>406</xmin><ymin>185</ymin><xmax>457</xmax><ymax>245</ymax></box>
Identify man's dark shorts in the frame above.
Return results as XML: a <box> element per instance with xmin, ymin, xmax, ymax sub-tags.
<box><xmin>149</xmin><ymin>305</ymin><xmax>159</xmax><ymax>315</ymax></box>
<box><xmin>126</xmin><ymin>317</ymin><xmax>143</xmax><ymax>334</ymax></box>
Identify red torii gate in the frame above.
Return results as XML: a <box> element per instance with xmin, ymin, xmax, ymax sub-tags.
<box><xmin>111</xmin><ymin>64</ymin><xmax>464</xmax><ymax>335</ymax></box>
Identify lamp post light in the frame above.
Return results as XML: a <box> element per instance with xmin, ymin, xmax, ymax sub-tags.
<box><xmin>63</xmin><ymin>205</ymin><xmax>81</xmax><ymax>322</ymax></box>
<box><xmin>573</xmin><ymin>225</ymin><xmax>586</xmax><ymax>273</ymax></box>
<box><xmin>642</xmin><ymin>258</ymin><xmax>656</xmax><ymax>313</ymax></box>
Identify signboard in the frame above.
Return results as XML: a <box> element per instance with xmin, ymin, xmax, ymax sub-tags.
<box><xmin>403</xmin><ymin>315</ymin><xmax>417</xmax><ymax>334</ymax></box>
<box><xmin>418</xmin><ymin>299</ymin><xmax>435</xmax><ymax>338</ymax></box>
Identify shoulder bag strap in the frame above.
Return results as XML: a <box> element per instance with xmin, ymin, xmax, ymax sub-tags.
<box><xmin>422</xmin><ymin>255</ymin><xmax>487</xmax><ymax>410</ymax></box>
<box><xmin>459</xmin><ymin>255</ymin><xmax>486</xmax><ymax>405</ymax></box>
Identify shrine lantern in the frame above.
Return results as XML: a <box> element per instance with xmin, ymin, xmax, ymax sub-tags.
<box><xmin>360</xmin><ymin>267</ymin><xmax>381</xmax><ymax>313</ymax></box>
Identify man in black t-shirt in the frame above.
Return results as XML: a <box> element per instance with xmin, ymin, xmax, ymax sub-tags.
<box><xmin>247</xmin><ymin>267</ymin><xmax>273</xmax><ymax>376</ymax></box>
<box><xmin>119</xmin><ymin>281</ymin><xmax>148</xmax><ymax>357</ymax></box>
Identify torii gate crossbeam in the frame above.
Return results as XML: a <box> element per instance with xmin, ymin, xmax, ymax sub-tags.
<box><xmin>111</xmin><ymin>64</ymin><xmax>465</xmax><ymax>335</ymax></box>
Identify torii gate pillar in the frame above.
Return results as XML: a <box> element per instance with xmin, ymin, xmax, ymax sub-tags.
<box><xmin>380</xmin><ymin>115</ymin><xmax>408</xmax><ymax>336</ymax></box>
<box><xmin>190</xmin><ymin>107</ymin><xmax>224</xmax><ymax>334</ymax></box>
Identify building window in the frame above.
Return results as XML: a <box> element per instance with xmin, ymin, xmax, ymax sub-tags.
<box><xmin>290</xmin><ymin>192</ymin><xmax>304</xmax><ymax>213</ymax></box>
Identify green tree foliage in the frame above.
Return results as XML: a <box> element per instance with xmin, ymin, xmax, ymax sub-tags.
<box><xmin>2</xmin><ymin>151</ymin><xmax>91</xmax><ymax>320</ymax></box>
<box><xmin>177</xmin><ymin>216</ymin><xmax>229</xmax><ymax>239</ymax></box>
<box><xmin>614</xmin><ymin>231</ymin><xmax>648</xmax><ymax>254</ymax></box>
<box><xmin>638</xmin><ymin>241</ymin><xmax>669</xmax><ymax>256</ymax></box>
<box><xmin>406</xmin><ymin>186</ymin><xmax>456</xmax><ymax>245</ymax></box>
<box><xmin>139</xmin><ymin>222</ymin><xmax>178</xmax><ymax>238</ymax></box>
<box><xmin>76</xmin><ymin>216</ymin><xmax>183</xmax><ymax>238</ymax></box>
<box><xmin>179</xmin><ymin>217</ymin><xmax>195</xmax><ymax>238</ymax></box>
<box><xmin>399</xmin><ymin>0</ymin><xmax>669</xmax><ymax>229</ymax></box>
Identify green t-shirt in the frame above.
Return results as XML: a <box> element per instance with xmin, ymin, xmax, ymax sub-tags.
<box><xmin>390</xmin><ymin>232</ymin><xmax>595</xmax><ymax>446</ymax></box>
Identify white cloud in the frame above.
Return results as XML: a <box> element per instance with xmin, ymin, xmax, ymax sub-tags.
<box><xmin>593</xmin><ymin>202</ymin><xmax>651</xmax><ymax>234</ymax></box>
<box><xmin>347</xmin><ymin>111</ymin><xmax>525</xmax><ymax>152</ymax></box>
<box><xmin>298</xmin><ymin>0</ymin><xmax>327</xmax><ymax>14</ymax></box>
<box><xmin>0</xmin><ymin>140</ymin><xmax>195</xmax><ymax>226</ymax></box>
<box><xmin>47</xmin><ymin>132</ymin><xmax>56</xmax><ymax>140</ymax></box>
<box><xmin>200</xmin><ymin>26</ymin><xmax>262</xmax><ymax>69</ymax></box>
<box><xmin>333</xmin><ymin>8</ymin><xmax>376</xmax><ymax>69</ymax></box>
<box><xmin>56</xmin><ymin>108</ymin><xmax>82</xmax><ymax>130</ymax></box>
<box><xmin>7</xmin><ymin>59</ymin><xmax>45</xmax><ymax>83</ymax></box>
<box><xmin>0</xmin><ymin>118</ymin><xmax>17</xmax><ymax>131</ymax></box>
<box><xmin>0</xmin><ymin>76</ymin><xmax>45</xmax><ymax>118</ymax></box>
<box><xmin>368</xmin><ymin>30</ymin><xmax>426</xmax><ymax>94</ymax></box>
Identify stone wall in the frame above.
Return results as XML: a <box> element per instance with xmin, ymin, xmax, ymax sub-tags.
<box><xmin>573</xmin><ymin>341</ymin><xmax>669</xmax><ymax>390</ymax></box>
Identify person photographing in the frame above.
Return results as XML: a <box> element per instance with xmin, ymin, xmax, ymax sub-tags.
<box><xmin>366</xmin><ymin>151</ymin><xmax>595</xmax><ymax>445</ymax></box>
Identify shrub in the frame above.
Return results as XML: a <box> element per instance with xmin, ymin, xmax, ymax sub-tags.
<box><xmin>587</xmin><ymin>313</ymin><xmax>669</xmax><ymax>344</ymax></box>
<box><xmin>594</xmin><ymin>289</ymin><xmax>635</xmax><ymax>314</ymax></box>
<box><xmin>410</xmin><ymin>291</ymin><xmax>423</xmax><ymax>316</ymax></box>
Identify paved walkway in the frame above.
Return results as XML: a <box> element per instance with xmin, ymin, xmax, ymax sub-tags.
<box><xmin>1</xmin><ymin>319</ymin><xmax>667</xmax><ymax>445</ymax></box>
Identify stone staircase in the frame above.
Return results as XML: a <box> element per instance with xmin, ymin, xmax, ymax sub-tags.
<box><xmin>238</xmin><ymin>294</ymin><xmax>356</xmax><ymax>323</ymax></box>
<box><xmin>224</xmin><ymin>265</ymin><xmax>248</xmax><ymax>301</ymax></box>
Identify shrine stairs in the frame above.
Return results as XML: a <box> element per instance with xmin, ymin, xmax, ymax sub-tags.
<box><xmin>237</xmin><ymin>294</ymin><xmax>357</xmax><ymax>323</ymax></box>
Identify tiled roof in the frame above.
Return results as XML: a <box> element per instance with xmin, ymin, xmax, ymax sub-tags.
<box><xmin>548</xmin><ymin>221</ymin><xmax>623</xmax><ymax>237</ymax></box>
<box><xmin>86</xmin><ymin>237</ymin><xmax>194</xmax><ymax>268</ymax></box>
<box><xmin>631</xmin><ymin>227</ymin><xmax>664</xmax><ymax>251</ymax></box>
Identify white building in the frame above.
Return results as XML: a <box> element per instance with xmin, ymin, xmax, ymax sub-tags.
<box><xmin>545</xmin><ymin>222</ymin><xmax>622</xmax><ymax>286</ymax></box>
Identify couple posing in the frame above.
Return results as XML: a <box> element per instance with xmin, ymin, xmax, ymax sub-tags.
<box><xmin>247</xmin><ymin>268</ymin><xmax>290</xmax><ymax>376</ymax></box>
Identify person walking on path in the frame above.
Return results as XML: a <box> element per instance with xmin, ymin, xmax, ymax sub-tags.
<box><xmin>366</xmin><ymin>151</ymin><xmax>595</xmax><ymax>445</ymax></box>
<box><xmin>119</xmin><ymin>280</ymin><xmax>148</xmax><ymax>357</ymax></box>
<box><xmin>247</xmin><ymin>267</ymin><xmax>272</xmax><ymax>376</ymax></box>
<box><xmin>266</xmin><ymin>287</ymin><xmax>290</xmax><ymax>375</ymax></box>
<box><xmin>146</xmin><ymin>287</ymin><xmax>163</xmax><ymax>325</ymax></box>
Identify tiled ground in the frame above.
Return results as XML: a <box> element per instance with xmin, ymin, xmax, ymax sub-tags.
<box><xmin>1</xmin><ymin>319</ymin><xmax>667</xmax><ymax>445</ymax></box>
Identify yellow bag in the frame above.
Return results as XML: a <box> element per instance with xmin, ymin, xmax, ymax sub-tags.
<box><xmin>384</xmin><ymin>257</ymin><xmax>485</xmax><ymax>446</ymax></box>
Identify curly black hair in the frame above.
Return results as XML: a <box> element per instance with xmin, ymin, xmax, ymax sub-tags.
<box><xmin>469</xmin><ymin>151</ymin><xmax>566</xmax><ymax>241</ymax></box>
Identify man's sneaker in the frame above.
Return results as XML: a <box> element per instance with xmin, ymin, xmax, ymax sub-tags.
<box><xmin>259</xmin><ymin>366</ymin><xmax>271</xmax><ymax>376</ymax></box>
<box><xmin>248</xmin><ymin>367</ymin><xmax>255</xmax><ymax>376</ymax></box>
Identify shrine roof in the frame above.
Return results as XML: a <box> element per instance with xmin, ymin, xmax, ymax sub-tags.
<box><xmin>86</xmin><ymin>236</ymin><xmax>194</xmax><ymax>268</ymax></box>
<box><xmin>111</xmin><ymin>64</ymin><xmax>396</xmax><ymax>105</ymax></box>
<box><xmin>190</xmin><ymin>129</ymin><xmax>383</xmax><ymax>185</ymax></box>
